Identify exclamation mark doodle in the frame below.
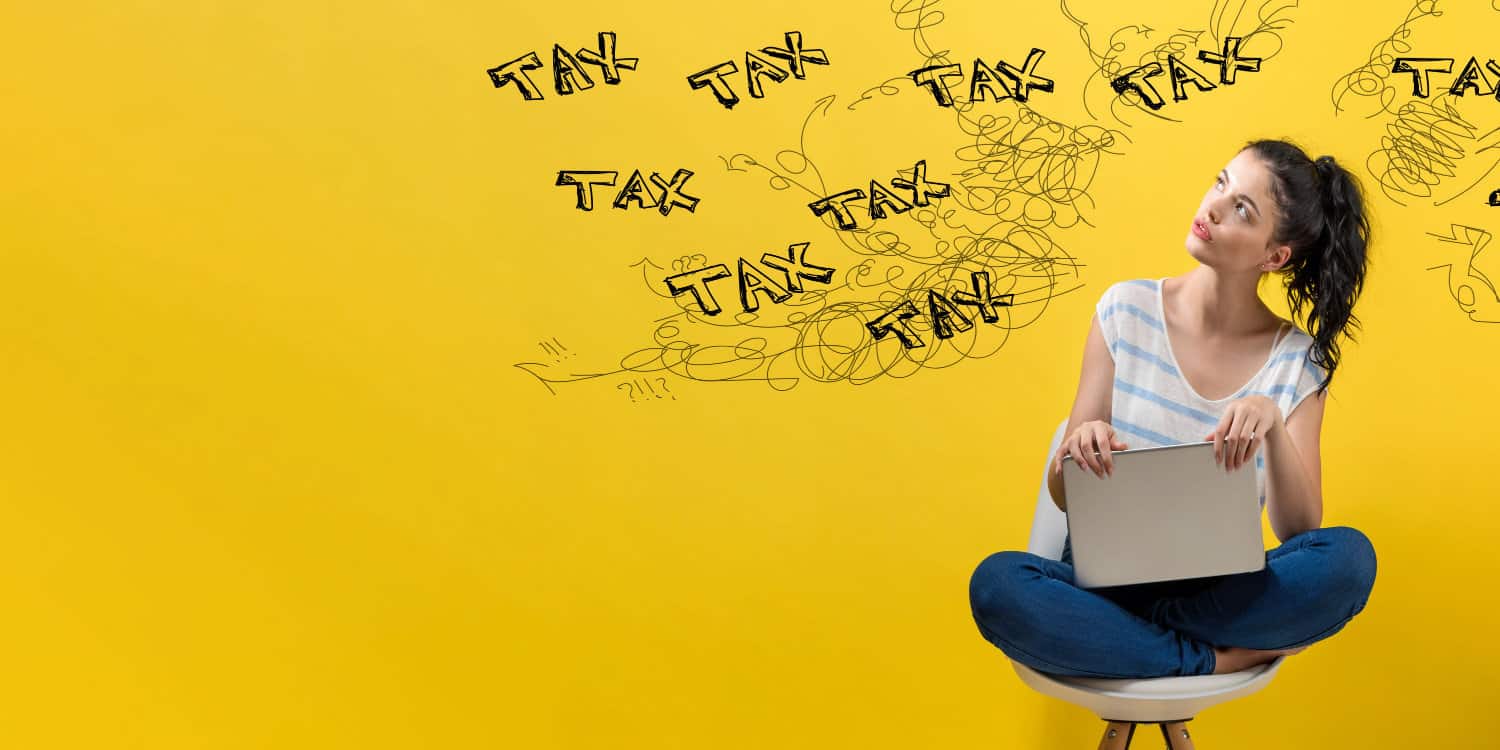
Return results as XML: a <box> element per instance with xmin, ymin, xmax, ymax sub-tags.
<box><xmin>539</xmin><ymin>338</ymin><xmax>572</xmax><ymax>363</ymax></box>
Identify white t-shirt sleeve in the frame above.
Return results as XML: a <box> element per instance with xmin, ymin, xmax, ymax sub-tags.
<box><xmin>1094</xmin><ymin>282</ymin><xmax>1121</xmax><ymax>363</ymax></box>
<box><xmin>1287</xmin><ymin>347</ymin><xmax>1331</xmax><ymax>420</ymax></box>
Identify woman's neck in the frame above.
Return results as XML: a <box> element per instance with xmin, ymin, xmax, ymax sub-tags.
<box><xmin>1165</xmin><ymin>267</ymin><xmax>1278</xmax><ymax>338</ymax></box>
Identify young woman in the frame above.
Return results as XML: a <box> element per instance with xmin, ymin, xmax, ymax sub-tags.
<box><xmin>968</xmin><ymin>139</ymin><xmax>1378</xmax><ymax>678</ymax></box>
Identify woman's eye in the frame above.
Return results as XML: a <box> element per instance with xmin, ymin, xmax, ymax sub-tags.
<box><xmin>1237</xmin><ymin>204</ymin><xmax>1248</xmax><ymax>218</ymax></box>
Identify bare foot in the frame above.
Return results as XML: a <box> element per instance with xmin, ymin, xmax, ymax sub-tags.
<box><xmin>1211</xmin><ymin>644</ymin><xmax>1308</xmax><ymax>674</ymax></box>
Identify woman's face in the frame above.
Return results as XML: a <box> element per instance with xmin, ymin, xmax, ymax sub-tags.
<box><xmin>1186</xmin><ymin>149</ymin><xmax>1289</xmax><ymax>272</ymax></box>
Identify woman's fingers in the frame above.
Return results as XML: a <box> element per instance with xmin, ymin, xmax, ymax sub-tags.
<box><xmin>1067</xmin><ymin>431</ymin><xmax>1104</xmax><ymax>478</ymax></box>
<box><xmin>1227</xmin><ymin>419</ymin><xmax>1259</xmax><ymax>471</ymax></box>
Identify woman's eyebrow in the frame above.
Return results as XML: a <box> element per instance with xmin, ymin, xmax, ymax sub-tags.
<box><xmin>1220</xmin><ymin>169</ymin><xmax>1261</xmax><ymax>217</ymax></box>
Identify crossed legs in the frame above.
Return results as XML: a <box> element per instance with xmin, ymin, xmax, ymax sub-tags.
<box><xmin>968</xmin><ymin>525</ymin><xmax>1377</xmax><ymax>677</ymax></box>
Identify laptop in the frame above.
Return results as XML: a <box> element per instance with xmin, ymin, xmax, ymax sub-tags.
<box><xmin>1061</xmin><ymin>441</ymin><xmax>1265</xmax><ymax>589</ymax></box>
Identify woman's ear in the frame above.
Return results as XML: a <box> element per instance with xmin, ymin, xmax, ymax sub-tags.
<box><xmin>1262</xmin><ymin>243</ymin><xmax>1293</xmax><ymax>271</ymax></box>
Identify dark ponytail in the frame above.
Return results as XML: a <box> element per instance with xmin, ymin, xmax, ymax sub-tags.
<box><xmin>1243</xmin><ymin>139</ymin><xmax>1372</xmax><ymax>395</ymax></box>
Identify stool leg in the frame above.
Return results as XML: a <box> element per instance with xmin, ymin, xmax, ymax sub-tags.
<box><xmin>1098</xmin><ymin>721</ymin><xmax>1135</xmax><ymax>750</ymax></box>
<box><xmin>1160</xmin><ymin>721</ymin><xmax>1195</xmax><ymax>750</ymax></box>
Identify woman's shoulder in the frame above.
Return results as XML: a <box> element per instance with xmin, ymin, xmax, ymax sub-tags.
<box><xmin>1273</xmin><ymin>323</ymin><xmax>1330</xmax><ymax>377</ymax></box>
<box><xmin>1097</xmin><ymin>277</ymin><xmax>1159</xmax><ymax>303</ymax></box>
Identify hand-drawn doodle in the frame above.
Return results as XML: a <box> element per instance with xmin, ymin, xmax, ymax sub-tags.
<box><xmin>538</xmin><ymin>338</ymin><xmax>573</xmax><ymax>363</ymax></box>
<box><xmin>1330</xmin><ymin>0</ymin><xmax>1445</xmax><ymax>118</ymax></box>
<box><xmin>617</xmin><ymin>377</ymin><xmax>676</xmax><ymax>402</ymax></box>
<box><xmin>555</xmin><ymin>169</ymin><xmax>701</xmax><ymax>214</ymax></box>
<box><xmin>487</xmin><ymin>32</ymin><xmax>638</xmax><ymax>101</ymax></box>
<box><xmin>662</xmin><ymin>242</ymin><xmax>836</xmax><ymax>315</ymax></box>
<box><xmin>687</xmin><ymin>31</ymin><xmax>829</xmax><ymax>109</ymax></box>
<box><xmin>1362</xmin><ymin>89</ymin><xmax>1500</xmax><ymax>206</ymax></box>
<box><xmin>908</xmin><ymin>48</ymin><xmax>1056</xmax><ymax>107</ymax></box>
<box><xmin>808</xmin><ymin>161</ymin><xmax>952</xmax><ymax>230</ymax></box>
<box><xmin>1391</xmin><ymin>57</ymin><xmax>1500</xmax><ymax>99</ymax></box>
<box><xmin>1108</xmin><ymin>36</ymin><xmax>1261</xmax><ymax>111</ymax></box>
<box><xmin>1425</xmin><ymin>223</ymin><xmax>1500</xmax><ymax>322</ymax></box>
<box><xmin>1060</xmin><ymin>0</ymin><xmax>1295</xmax><ymax>126</ymax></box>
<box><xmin>1327</xmin><ymin>3</ymin><xmax>1500</xmax><ymax>206</ymax></box>
<box><xmin>515</xmin><ymin>2</ymin><xmax>1134</xmax><ymax>395</ymax></box>
<box><xmin>866</xmin><ymin>271</ymin><xmax>1016</xmax><ymax>348</ymax></box>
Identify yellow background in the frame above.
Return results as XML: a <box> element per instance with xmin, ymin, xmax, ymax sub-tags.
<box><xmin>3</xmin><ymin>0</ymin><xmax>1497</xmax><ymax>747</ymax></box>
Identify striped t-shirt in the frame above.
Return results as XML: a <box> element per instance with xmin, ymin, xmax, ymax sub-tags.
<box><xmin>1095</xmin><ymin>277</ymin><xmax>1330</xmax><ymax>510</ymax></box>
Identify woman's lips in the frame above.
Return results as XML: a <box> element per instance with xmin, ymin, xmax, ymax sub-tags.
<box><xmin>1192</xmin><ymin>220</ymin><xmax>1211</xmax><ymax>240</ymax></box>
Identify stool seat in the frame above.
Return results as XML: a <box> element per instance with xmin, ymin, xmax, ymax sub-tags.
<box><xmin>1010</xmin><ymin>657</ymin><xmax>1283</xmax><ymax>723</ymax></box>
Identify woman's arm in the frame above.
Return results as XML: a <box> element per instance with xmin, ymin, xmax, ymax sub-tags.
<box><xmin>1049</xmin><ymin>313</ymin><xmax>1117</xmax><ymax>512</ymax></box>
<box><xmin>1264</xmin><ymin>389</ymin><xmax>1326</xmax><ymax>541</ymax></box>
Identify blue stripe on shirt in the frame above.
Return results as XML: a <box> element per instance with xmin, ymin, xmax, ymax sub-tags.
<box><xmin>1115</xmin><ymin>377</ymin><xmax>1220</xmax><ymax>426</ymax></box>
<box><xmin>1111</xmin><ymin>416</ymin><xmax>1177</xmax><ymax>446</ymax></box>
<box><xmin>1115</xmin><ymin>339</ymin><xmax>1179</xmax><ymax>377</ymax></box>
<box><xmin>1099</xmin><ymin>302</ymin><xmax>1164</xmax><ymax>332</ymax></box>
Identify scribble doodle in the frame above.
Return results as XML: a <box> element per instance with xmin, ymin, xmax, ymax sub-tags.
<box><xmin>1425</xmin><ymin>223</ymin><xmax>1500</xmax><ymax>323</ymax></box>
<box><xmin>487</xmin><ymin>32</ymin><xmax>638</xmax><ymax>102</ymax></box>
<box><xmin>1059</xmin><ymin>0</ymin><xmax>1295</xmax><ymax>127</ymax></box>
<box><xmin>1108</xmin><ymin>36</ymin><xmax>1263</xmax><ymax>112</ymax></box>
<box><xmin>1329</xmin><ymin>4</ymin><xmax>1500</xmax><ymax>206</ymax></box>
<box><xmin>1330</xmin><ymin>0</ymin><xmax>1444</xmax><ymax>119</ymax></box>
<box><xmin>514</xmin><ymin>1</ymin><xmax>1160</xmax><ymax>395</ymax></box>
<box><xmin>617</xmin><ymin>377</ymin><xmax>676</xmax><ymax>402</ymax></box>
<box><xmin>809</xmin><ymin>161</ymin><xmax>951</xmax><ymax>229</ymax></box>
<box><xmin>1364</xmin><ymin>90</ymin><xmax>1500</xmax><ymax>207</ymax></box>
<box><xmin>538</xmin><ymin>337</ymin><xmax>573</xmax><ymax>362</ymax></box>
<box><xmin>846</xmin><ymin>75</ymin><xmax>910</xmax><ymax>111</ymax></box>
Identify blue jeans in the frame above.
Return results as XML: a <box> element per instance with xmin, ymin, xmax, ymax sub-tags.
<box><xmin>968</xmin><ymin>526</ymin><xmax>1377</xmax><ymax>678</ymax></box>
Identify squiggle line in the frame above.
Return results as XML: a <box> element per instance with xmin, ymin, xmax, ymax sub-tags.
<box><xmin>1329</xmin><ymin>0</ymin><xmax>1444</xmax><ymax>119</ymax></box>
<box><xmin>1365</xmin><ymin>90</ymin><xmax>1500</xmax><ymax>207</ymax></box>
<box><xmin>1060</xmin><ymin>0</ymin><xmax>1296</xmax><ymax>128</ymax></box>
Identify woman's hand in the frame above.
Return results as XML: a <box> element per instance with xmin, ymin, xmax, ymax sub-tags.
<box><xmin>1055</xmin><ymin>420</ymin><xmax>1127</xmax><ymax>479</ymax></box>
<box><xmin>1205</xmin><ymin>395</ymin><xmax>1283</xmax><ymax>472</ymax></box>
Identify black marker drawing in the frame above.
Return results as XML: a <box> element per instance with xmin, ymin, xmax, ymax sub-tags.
<box><xmin>538</xmin><ymin>337</ymin><xmax>573</xmax><ymax>363</ymax></box>
<box><xmin>908</xmin><ymin>48</ymin><xmax>1056</xmax><ymax>108</ymax></box>
<box><xmin>1425</xmin><ymin>223</ymin><xmax>1500</xmax><ymax>323</ymax></box>
<box><xmin>687</xmin><ymin>31</ymin><xmax>829</xmax><ymax>109</ymax></box>
<box><xmin>1360</xmin><ymin>87</ymin><xmax>1500</xmax><ymax>206</ymax></box>
<box><xmin>1330</xmin><ymin>0</ymin><xmax>1444</xmax><ymax>119</ymax></box>
<box><xmin>1060</xmin><ymin>0</ymin><xmax>1294</xmax><ymax>126</ymax></box>
<box><xmin>555</xmin><ymin>169</ymin><xmax>700</xmax><ymax>215</ymax></box>
<box><xmin>487</xmin><ymin>32</ymin><xmax>638</xmax><ymax>102</ymax></box>
<box><xmin>617</xmin><ymin>377</ymin><xmax>676</xmax><ymax>402</ymax></box>
<box><xmin>1108</xmin><ymin>36</ymin><xmax>1261</xmax><ymax>112</ymax></box>
<box><xmin>865</xmin><ymin>271</ymin><xmax>1016</xmax><ymax>348</ymax></box>
<box><xmin>515</xmin><ymin>1</ymin><xmax>1247</xmax><ymax>395</ymax></box>
<box><xmin>1329</xmin><ymin>4</ymin><xmax>1500</xmax><ymax>206</ymax></box>
<box><xmin>1390</xmin><ymin>56</ymin><xmax>1500</xmax><ymax>99</ymax></box>
<box><xmin>663</xmin><ymin>242</ymin><xmax>836</xmax><ymax>315</ymax></box>
<box><xmin>808</xmin><ymin>161</ymin><xmax>951</xmax><ymax>230</ymax></box>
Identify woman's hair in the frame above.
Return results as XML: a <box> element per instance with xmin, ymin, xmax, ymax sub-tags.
<box><xmin>1241</xmin><ymin>138</ymin><xmax>1372</xmax><ymax>395</ymax></box>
